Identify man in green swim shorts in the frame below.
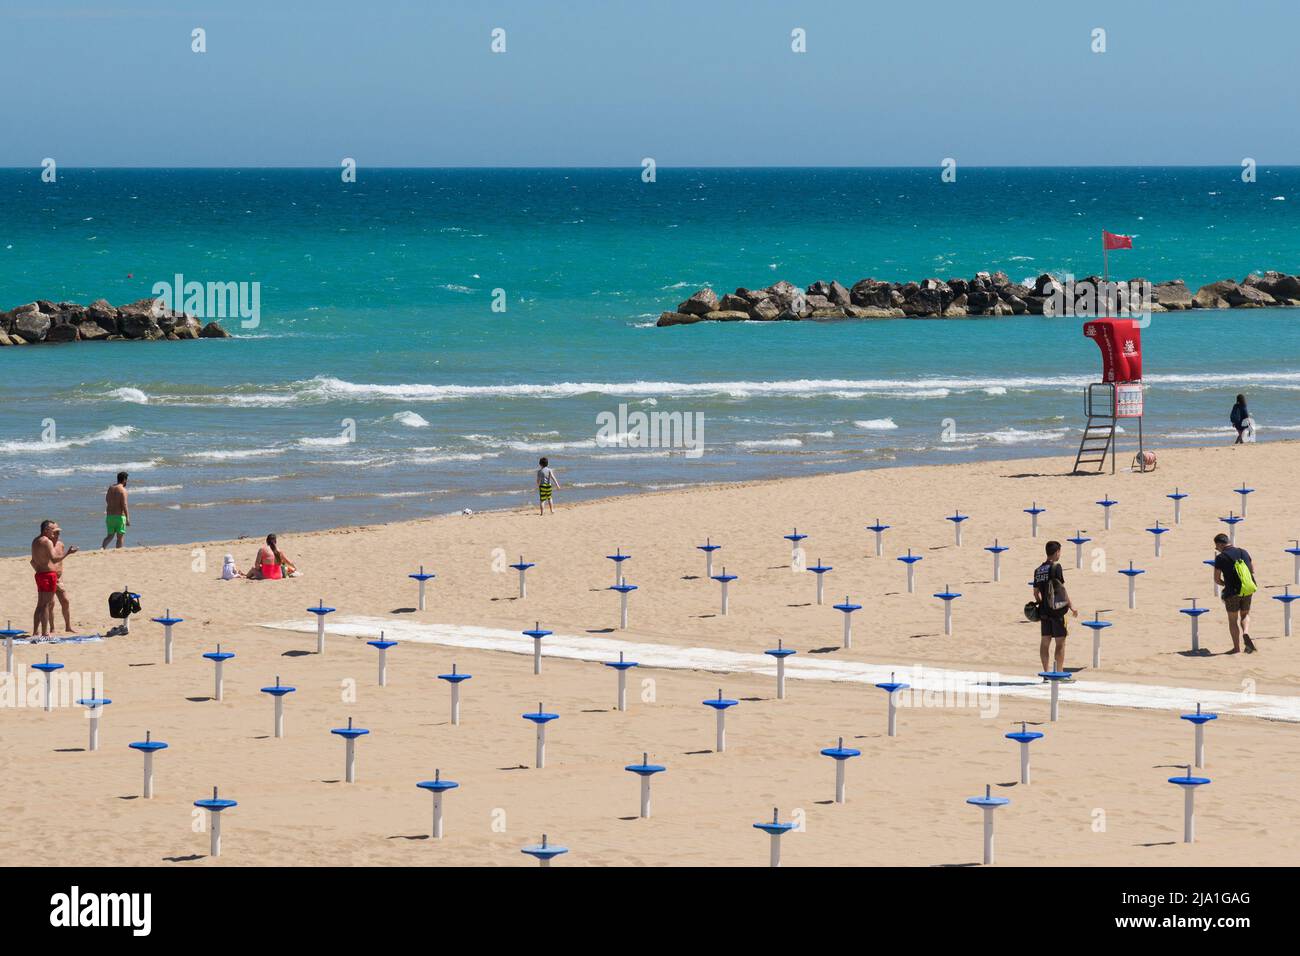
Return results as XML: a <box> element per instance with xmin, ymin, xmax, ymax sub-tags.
<box><xmin>101</xmin><ymin>471</ymin><xmax>130</xmax><ymax>549</ymax></box>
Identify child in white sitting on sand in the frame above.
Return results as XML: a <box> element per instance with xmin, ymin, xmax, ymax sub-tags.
<box><xmin>221</xmin><ymin>554</ymin><xmax>243</xmax><ymax>580</ymax></box>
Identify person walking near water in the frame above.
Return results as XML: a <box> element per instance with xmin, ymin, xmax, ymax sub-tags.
<box><xmin>1213</xmin><ymin>532</ymin><xmax>1257</xmax><ymax>653</ymax></box>
<box><xmin>101</xmin><ymin>471</ymin><xmax>130</xmax><ymax>549</ymax></box>
<box><xmin>537</xmin><ymin>457</ymin><xmax>559</xmax><ymax>515</ymax></box>
<box><xmin>1032</xmin><ymin>540</ymin><xmax>1077</xmax><ymax>677</ymax></box>
<box><xmin>1230</xmin><ymin>394</ymin><xmax>1251</xmax><ymax>444</ymax></box>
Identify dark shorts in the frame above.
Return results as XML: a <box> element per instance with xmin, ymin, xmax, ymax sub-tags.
<box><xmin>1223</xmin><ymin>593</ymin><xmax>1252</xmax><ymax>613</ymax></box>
<box><xmin>1040</xmin><ymin>614</ymin><xmax>1067</xmax><ymax>638</ymax></box>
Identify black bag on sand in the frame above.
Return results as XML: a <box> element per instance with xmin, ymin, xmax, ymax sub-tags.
<box><xmin>109</xmin><ymin>588</ymin><xmax>141</xmax><ymax>619</ymax></box>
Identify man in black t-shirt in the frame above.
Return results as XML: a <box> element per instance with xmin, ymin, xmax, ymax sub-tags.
<box><xmin>1213</xmin><ymin>533</ymin><xmax>1257</xmax><ymax>654</ymax></box>
<box><xmin>1032</xmin><ymin>540</ymin><xmax>1077</xmax><ymax>676</ymax></box>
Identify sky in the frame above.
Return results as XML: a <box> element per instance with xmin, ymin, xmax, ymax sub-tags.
<box><xmin>1</xmin><ymin>0</ymin><xmax>1298</xmax><ymax>167</ymax></box>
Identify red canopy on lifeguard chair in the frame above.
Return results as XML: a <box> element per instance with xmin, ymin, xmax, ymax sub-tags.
<box><xmin>1082</xmin><ymin>318</ymin><xmax>1142</xmax><ymax>383</ymax></box>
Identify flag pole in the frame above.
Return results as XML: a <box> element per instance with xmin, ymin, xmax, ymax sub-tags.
<box><xmin>1102</xmin><ymin>230</ymin><xmax>1108</xmax><ymax>285</ymax></box>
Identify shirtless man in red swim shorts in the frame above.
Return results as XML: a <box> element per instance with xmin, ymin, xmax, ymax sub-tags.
<box><xmin>31</xmin><ymin>520</ymin><xmax>78</xmax><ymax>637</ymax></box>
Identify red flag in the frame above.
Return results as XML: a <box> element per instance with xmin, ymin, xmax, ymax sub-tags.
<box><xmin>1103</xmin><ymin>231</ymin><xmax>1133</xmax><ymax>250</ymax></box>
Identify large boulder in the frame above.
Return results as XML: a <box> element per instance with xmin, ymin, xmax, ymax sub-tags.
<box><xmin>1243</xmin><ymin>271</ymin><xmax>1300</xmax><ymax>303</ymax></box>
<box><xmin>76</xmin><ymin>320</ymin><xmax>110</xmax><ymax>341</ymax></box>
<box><xmin>849</xmin><ymin>278</ymin><xmax>894</xmax><ymax>308</ymax></box>
<box><xmin>3</xmin><ymin>302</ymin><xmax>39</xmax><ymax>333</ymax></box>
<box><xmin>656</xmin><ymin>311</ymin><xmax>702</xmax><ymax>327</ymax></box>
<box><xmin>1193</xmin><ymin>280</ymin><xmax>1238</xmax><ymax>309</ymax></box>
<box><xmin>718</xmin><ymin>293</ymin><xmax>752</xmax><ymax>313</ymax></box>
<box><xmin>764</xmin><ymin>280</ymin><xmax>803</xmax><ymax>312</ymax></box>
<box><xmin>199</xmin><ymin>321</ymin><xmax>231</xmax><ymax>339</ymax></box>
<box><xmin>120</xmin><ymin>310</ymin><xmax>162</xmax><ymax>339</ymax></box>
<box><xmin>46</xmin><ymin>322</ymin><xmax>81</xmax><ymax>343</ymax></box>
<box><xmin>804</xmin><ymin>293</ymin><xmax>833</xmax><ymax>312</ymax></box>
<box><xmin>172</xmin><ymin>316</ymin><xmax>204</xmax><ymax>339</ymax></box>
<box><xmin>35</xmin><ymin>300</ymin><xmax>59</xmax><ymax>314</ymax></box>
<box><xmin>1152</xmin><ymin>280</ymin><xmax>1193</xmax><ymax>310</ymax></box>
<box><xmin>55</xmin><ymin>301</ymin><xmax>87</xmax><ymax>320</ymax></box>
<box><xmin>808</xmin><ymin>308</ymin><xmax>848</xmax><ymax>319</ymax></box>
<box><xmin>702</xmin><ymin>310</ymin><xmax>751</xmax><ymax>322</ymax></box>
<box><xmin>677</xmin><ymin>288</ymin><xmax>718</xmax><ymax>315</ymax></box>
<box><xmin>844</xmin><ymin>305</ymin><xmax>902</xmax><ymax>319</ymax></box>
<box><xmin>735</xmin><ymin>287</ymin><xmax>770</xmax><ymax>305</ymax></box>
<box><xmin>12</xmin><ymin>310</ymin><xmax>51</xmax><ymax>342</ymax></box>
<box><xmin>750</xmin><ymin>298</ymin><xmax>782</xmax><ymax>321</ymax></box>
<box><xmin>806</xmin><ymin>280</ymin><xmax>833</xmax><ymax>298</ymax></box>
<box><xmin>1225</xmin><ymin>283</ymin><xmax>1275</xmax><ymax>307</ymax></box>
<box><xmin>1033</xmin><ymin>273</ymin><xmax>1062</xmax><ymax>296</ymax></box>
<box><xmin>86</xmin><ymin>298</ymin><xmax>120</xmax><ymax>333</ymax></box>
<box><xmin>901</xmin><ymin>286</ymin><xmax>944</xmax><ymax>316</ymax></box>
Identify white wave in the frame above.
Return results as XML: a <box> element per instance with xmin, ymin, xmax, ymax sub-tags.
<box><xmin>392</xmin><ymin>411</ymin><xmax>430</xmax><ymax>428</ymax></box>
<box><xmin>105</xmin><ymin>387</ymin><xmax>149</xmax><ymax>404</ymax></box>
<box><xmin>185</xmin><ymin>447</ymin><xmax>284</xmax><ymax>460</ymax></box>
<box><xmin>439</xmin><ymin>283</ymin><xmax>473</xmax><ymax>294</ymax></box>
<box><xmin>297</xmin><ymin>434</ymin><xmax>354</xmax><ymax>447</ymax></box>
<box><xmin>0</xmin><ymin>425</ymin><xmax>136</xmax><ymax>454</ymax></box>
<box><xmin>85</xmin><ymin>371</ymin><xmax>1300</xmax><ymax>411</ymax></box>
<box><xmin>736</xmin><ymin>438</ymin><xmax>803</xmax><ymax>448</ymax></box>
<box><xmin>131</xmin><ymin>484</ymin><xmax>182</xmax><ymax>494</ymax></box>
<box><xmin>967</xmin><ymin>427</ymin><xmax>1071</xmax><ymax>445</ymax></box>
<box><xmin>801</xmin><ymin>430</ymin><xmax>835</xmax><ymax>438</ymax></box>
<box><xmin>597</xmin><ymin>450</ymin><xmax>673</xmax><ymax>459</ymax></box>
<box><xmin>403</xmin><ymin>453</ymin><xmax>497</xmax><ymax>465</ymax></box>
<box><xmin>983</xmin><ymin>386</ymin><xmax>1008</xmax><ymax>395</ymax></box>
<box><xmin>36</xmin><ymin>458</ymin><xmax>161</xmax><ymax>477</ymax></box>
<box><xmin>470</xmin><ymin>436</ymin><xmax>597</xmax><ymax>452</ymax></box>
<box><xmin>854</xmin><ymin>418</ymin><xmax>899</xmax><ymax>430</ymax></box>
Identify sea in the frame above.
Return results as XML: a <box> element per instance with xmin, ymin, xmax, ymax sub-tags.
<box><xmin>1</xmin><ymin>166</ymin><xmax>1298</xmax><ymax>554</ymax></box>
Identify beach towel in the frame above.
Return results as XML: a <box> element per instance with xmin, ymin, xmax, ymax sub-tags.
<box><xmin>17</xmin><ymin>634</ymin><xmax>104</xmax><ymax>645</ymax></box>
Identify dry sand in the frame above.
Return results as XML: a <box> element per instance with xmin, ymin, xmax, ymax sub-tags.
<box><xmin>1</xmin><ymin>442</ymin><xmax>1296</xmax><ymax>866</ymax></box>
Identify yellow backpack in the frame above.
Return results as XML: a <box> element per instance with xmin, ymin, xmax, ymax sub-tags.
<box><xmin>1235</xmin><ymin>558</ymin><xmax>1257</xmax><ymax>598</ymax></box>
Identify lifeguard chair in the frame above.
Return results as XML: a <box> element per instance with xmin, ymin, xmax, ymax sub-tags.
<box><xmin>1073</xmin><ymin>318</ymin><xmax>1146</xmax><ymax>475</ymax></box>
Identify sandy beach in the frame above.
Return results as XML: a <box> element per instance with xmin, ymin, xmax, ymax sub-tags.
<box><xmin>2</xmin><ymin>441</ymin><xmax>1297</xmax><ymax>867</ymax></box>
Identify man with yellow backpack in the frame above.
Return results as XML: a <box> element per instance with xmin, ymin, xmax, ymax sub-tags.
<box><xmin>1213</xmin><ymin>533</ymin><xmax>1258</xmax><ymax>654</ymax></box>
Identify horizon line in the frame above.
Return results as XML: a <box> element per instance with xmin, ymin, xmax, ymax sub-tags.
<box><xmin>2</xmin><ymin>163</ymin><xmax>1297</xmax><ymax>172</ymax></box>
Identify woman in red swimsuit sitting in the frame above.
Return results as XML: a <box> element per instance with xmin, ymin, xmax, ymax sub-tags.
<box><xmin>247</xmin><ymin>533</ymin><xmax>296</xmax><ymax>580</ymax></box>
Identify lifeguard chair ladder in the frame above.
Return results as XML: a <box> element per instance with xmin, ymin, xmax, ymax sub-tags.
<box><xmin>1073</xmin><ymin>383</ymin><xmax>1118</xmax><ymax>474</ymax></box>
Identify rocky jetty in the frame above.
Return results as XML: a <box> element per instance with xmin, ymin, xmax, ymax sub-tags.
<box><xmin>0</xmin><ymin>298</ymin><xmax>231</xmax><ymax>345</ymax></box>
<box><xmin>657</xmin><ymin>271</ymin><xmax>1300</xmax><ymax>326</ymax></box>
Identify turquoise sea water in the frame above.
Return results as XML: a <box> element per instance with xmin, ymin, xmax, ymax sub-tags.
<box><xmin>1</xmin><ymin>167</ymin><xmax>1298</xmax><ymax>554</ymax></box>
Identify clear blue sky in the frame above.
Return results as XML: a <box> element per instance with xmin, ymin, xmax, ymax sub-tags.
<box><xmin>2</xmin><ymin>0</ymin><xmax>1297</xmax><ymax>167</ymax></box>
